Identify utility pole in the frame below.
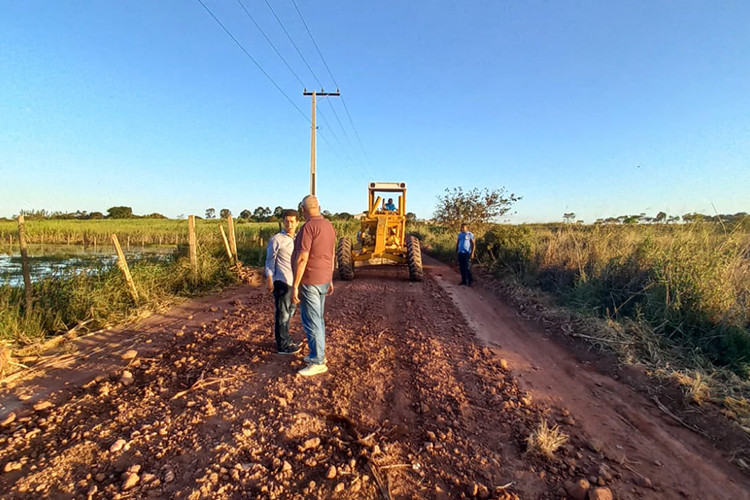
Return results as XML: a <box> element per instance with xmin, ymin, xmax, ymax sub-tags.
<box><xmin>303</xmin><ymin>89</ymin><xmax>339</xmax><ymax>195</ymax></box>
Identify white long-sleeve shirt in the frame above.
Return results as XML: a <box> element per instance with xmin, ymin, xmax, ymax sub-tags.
<box><xmin>264</xmin><ymin>230</ymin><xmax>295</xmax><ymax>286</ymax></box>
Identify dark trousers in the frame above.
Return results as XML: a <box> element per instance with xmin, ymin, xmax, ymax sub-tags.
<box><xmin>458</xmin><ymin>252</ymin><xmax>473</xmax><ymax>285</ymax></box>
<box><xmin>273</xmin><ymin>281</ymin><xmax>296</xmax><ymax>350</ymax></box>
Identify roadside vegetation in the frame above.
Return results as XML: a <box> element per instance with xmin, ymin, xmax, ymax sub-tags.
<box><xmin>0</xmin><ymin>247</ymin><xmax>237</xmax><ymax>348</ymax></box>
<box><xmin>0</xmin><ymin>215</ymin><xmax>362</xmax><ymax>359</ymax></box>
<box><xmin>413</xmin><ymin>203</ymin><xmax>750</xmax><ymax>428</ymax></box>
<box><xmin>0</xmin><ymin>218</ymin><xmax>282</xmax><ymax>356</ymax></box>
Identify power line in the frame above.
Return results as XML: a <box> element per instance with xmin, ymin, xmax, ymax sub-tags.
<box><xmin>262</xmin><ymin>0</ymin><xmax>370</xmax><ymax>173</ymax></box>
<box><xmin>290</xmin><ymin>0</ymin><xmax>337</xmax><ymax>87</ymax></box>
<box><xmin>233</xmin><ymin>0</ymin><xmax>359</xmax><ymax>164</ymax></box>
<box><xmin>289</xmin><ymin>0</ymin><xmax>372</xmax><ymax>170</ymax></box>
<box><xmin>233</xmin><ymin>0</ymin><xmax>350</xmax><ymax>153</ymax></box>
<box><xmin>234</xmin><ymin>0</ymin><xmax>306</xmax><ymax>89</ymax></box>
<box><xmin>195</xmin><ymin>0</ymin><xmax>309</xmax><ymax>122</ymax></box>
<box><xmin>264</xmin><ymin>0</ymin><xmax>325</xmax><ymax>89</ymax></box>
<box><xmin>196</xmin><ymin>0</ymin><xmax>364</xmax><ymax>183</ymax></box>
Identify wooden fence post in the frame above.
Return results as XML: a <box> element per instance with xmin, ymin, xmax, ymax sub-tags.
<box><xmin>111</xmin><ymin>234</ymin><xmax>139</xmax><ymax>302</ymax></box>
<box><xmin>219</xmin><ymin>226</ymin><xmax>234</xmax><ymax>264</ymax></box>
<box><xmin>17</xmin><ymin>215</ymin><xmax>33</xmax><ymax>316</ymax></box>
<box><xmin>188</xmin><ymin>215</ymin><xmax>198</xmax><ymax>280</ymax></box>
<box><xmin>226</xmin><ymin>215</ymin><xmax>239</xmax><ymax>266</ymax></box>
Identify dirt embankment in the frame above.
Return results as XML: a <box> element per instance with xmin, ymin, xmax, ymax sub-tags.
<box><xmin>0</xmin><ymin>261</ymin><xmax>748</xmax><ymax>499</ymax></box>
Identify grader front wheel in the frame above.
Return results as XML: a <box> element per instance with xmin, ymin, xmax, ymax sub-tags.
<box><xmin>337</xmin><ymin>237</ymin><xmax>355</xmax><ymax>281</ymax></box>
<box><xmin>406</xmin><ymin>235</ymin><xmax>424</xmax><ymax>282</ymax></box>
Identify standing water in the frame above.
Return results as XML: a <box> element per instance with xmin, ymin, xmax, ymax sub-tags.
<box><xmin>0</xmin><ymin>244</ymin><xmax>176</xmax><ymax>287</ymax></box>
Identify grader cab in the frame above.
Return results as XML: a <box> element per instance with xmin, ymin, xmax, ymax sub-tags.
<box><xmin>337</xmin><ymin>182</ymin><xmax>424</xmax><ymax>282</ymax></box>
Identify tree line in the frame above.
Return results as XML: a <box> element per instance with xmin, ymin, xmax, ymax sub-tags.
<box><xmin>559</xmin><ymin>211</ymin><xmax>749</xmax><ymax>226</ymax></box>
<box><xmin>7</xmin><ymin>207</ymin><xmax>167</xmax><ymax>221</ymax></box>
<box><xmin>205</xmin><ymin>206</ymin><xmax>367</xmax><ymax>222</ymax></box>
<box><xmin>4</xmin><ymin>206</ymin><xmax>365</xmax><ymax>222</ymax></box>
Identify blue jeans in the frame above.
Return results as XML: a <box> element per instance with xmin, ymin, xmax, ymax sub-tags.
<box><xmin>273</xmin><ymin>281</ymin><xmax>297</xmax><ymax>350</ymax></box>
<box><xmin>458</xmin><ymin>252</ymin><xmax>473</xmax><ymax>285</ymax></box>
<box><xmin>299</xmin><ymin>283</ymin><xmax>329</xmax><ymax>364</ymax></box>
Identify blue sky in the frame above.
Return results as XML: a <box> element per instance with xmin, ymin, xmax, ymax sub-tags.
<box><xmin>1</xmin><ymin>0</ymin><xmax>748</xmax><ymax>223</ymax></box>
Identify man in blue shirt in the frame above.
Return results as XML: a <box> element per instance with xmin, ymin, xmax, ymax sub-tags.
<box><xmin>456</xmin><ymin>223</ymin><xmax>475</xmax><ymax>286</ymax></box>
<box><xmin>265</xmin><ymin>209</ymin><xmax>301</xmax><ymax>354</ymax></box>
<box><xmin>383</xmin><ymin>198</ymin><xmax>397</xmax><ymax>211</ymax></box>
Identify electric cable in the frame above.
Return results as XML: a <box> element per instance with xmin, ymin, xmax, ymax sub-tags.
<box><xmin>289</xmin><ymin>0</ymin><xmax>373</xmax><ymax>170</ymax></box>
<box><xmin>232</xmin><ymin>0</ymin><xmax>347</xmax><ymax>151</ymax></box>
<box><xmin>235</xmin><ymin>0</ymin><xmax>307</xmax><ymax>89</ymax></box>
<box><xmin>196</xmin><ymin>0</ymin><xmax>309</xmax><ymax>123</ymax></box>
<box><xmin>264</xmin><ymin>0</ymin><xmax>325</xmax><ymax>89</ymax></box>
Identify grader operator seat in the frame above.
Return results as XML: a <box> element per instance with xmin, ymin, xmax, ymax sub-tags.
<box><xmin>337</xmin><ymin>182</ymin><xmax>424</xmax><ymax>282</ymax></box>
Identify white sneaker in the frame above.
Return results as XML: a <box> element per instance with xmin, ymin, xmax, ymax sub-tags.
<box><xmin>303</xmin><ymin>355</ymin><xmax>328</xmax><ymax>364</ymax></box>
<box><xmin>297</xmin><ymin>363</ymin><xmax>328</xmax><ymax>377</ymax></box>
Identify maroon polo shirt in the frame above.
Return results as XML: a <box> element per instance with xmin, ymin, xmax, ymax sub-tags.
<box><xmin>292</xmin><ymin>215</ymin><xmax>336</xmax><ymax>286</ymax></box>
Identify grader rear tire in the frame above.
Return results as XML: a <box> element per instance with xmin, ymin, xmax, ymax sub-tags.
<box><xmin>406</xmin><ymin>235</ymin><xmax>424</xmax><ymax>282</ymax></box>
<box><xmin>337</xmin><ymin>237</ymin><xmax>354</xmax><ymax>281</ymax></box>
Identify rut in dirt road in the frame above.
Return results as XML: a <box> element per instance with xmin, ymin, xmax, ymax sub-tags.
<box><xmin>0</xmin><ymin>263</ymin><xmax>737</xmax><ymax>499</ymax></box>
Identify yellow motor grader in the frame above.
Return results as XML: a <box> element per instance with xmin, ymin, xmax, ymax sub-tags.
<box><xmin>337</xmin><ymin>182</ymin><xmax>424</xmax><ymax>282</ymax></box>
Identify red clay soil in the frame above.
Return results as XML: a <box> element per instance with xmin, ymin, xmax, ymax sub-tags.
<box><xmin>0</xmin><ymin>259</ymin><xmax>748</xmax><ymax>499</ymax></box>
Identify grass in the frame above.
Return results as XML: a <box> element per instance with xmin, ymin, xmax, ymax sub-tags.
<box><xmin>417</xmin><ymin>220</ymin><xmax>750</xmax><ymax>422</ymax></box>
<box><xmin>0</xmin><ymin>219</ymin><xmax>280</xmax><ymax>248</ymax></box>
<box><xmin>0</xmin><ymin>217</ymin><xmax>360</xmax><ymax>351</ymax></box>
<box><xmin>526</xmin><ymin>420</ymin><xmax>568</xmax><ymax>459</ymax></box>
<box><xmin>0</xmin><ymin>243</ymin><xmax>244</xmax><ymax>349</ymax></box>
<box><xmin>672</xmin><ymin>371</ymin><xmax>712</xmax><ymax>405</ymax></box>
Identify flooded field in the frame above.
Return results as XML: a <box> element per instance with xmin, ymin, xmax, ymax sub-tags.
<box><xmin>0</xmin><ymin>244</ymin><xmax>176</xmax><ymax>287</ymax></box>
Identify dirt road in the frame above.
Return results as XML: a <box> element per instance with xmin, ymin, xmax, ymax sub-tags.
<box><xmin>1</xmin><ymin>259</ymin><xmax>748</xmax><ymax>499</ymax></box>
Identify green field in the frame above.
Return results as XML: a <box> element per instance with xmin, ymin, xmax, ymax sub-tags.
<box><xmin>0</xmin><ymin>219</ymin><xmax>282</xmax><ymax>247</ymax></box>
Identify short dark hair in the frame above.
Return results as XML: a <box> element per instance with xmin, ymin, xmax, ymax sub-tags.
<box><xmin>282</xmin><ymin>209</ymin><xmax>298</xmax><ymax>219</ymax></box>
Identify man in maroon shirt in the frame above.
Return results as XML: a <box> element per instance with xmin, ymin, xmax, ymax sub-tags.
<box><xmin>292</xmin><ymin>195</ymin><xmax>337</xmax><ymax>376</ymax></box>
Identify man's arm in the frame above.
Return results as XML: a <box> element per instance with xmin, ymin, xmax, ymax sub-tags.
<box><xmin>327</xmin><ymin>240</ymin><xmax>336</xmax><ymax>296</ymax></box>
<box><xmin>264</xmin><ymin>238</ymin><xmax>277</xmax><ymax>293</ymax></box>
<box><xmin>292</xmin><ymin>251</ymin><xmax>309</xmax><ymax>304</ymax></box>
<box><xmin>470</xmin><ymin>235</ymin><xmax>476</xmax><ymax>259</ymax></box>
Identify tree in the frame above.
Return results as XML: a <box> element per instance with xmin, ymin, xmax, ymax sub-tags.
<box><xmin>89</xmin><ymin>211</ymin><xmax>104</xmax><ymax>219</ymax></box>
<box><xmin>322</xmin><ymin>210</ymin><xmax>332</xmax><ymax>219</ymax></box>
<box><xmin>434</xmin><ymin>187</ymin><xmax>520</xmax><ymax>231</ymax></box>
<box><xmin>563</xmin><ymin>212</ymin><xmax>576</xmax><ymax>223</ymax></box>
<box><xmin>220</xmin><ymin>208</ymin><xmax>232</xmax><ymax>219</ymax></box>
<box><xmin>107</xmin><ymin>206</ymin><xmax>133</xmax><ymax>219</ymax></box>
<box><xmin>205</xmin><ymin>208</ymin><xmax>216</xmax><ymax>219</ymax></box>
<box><xmin>273</xmin><ymin>206</ymin><xmax>284</xmax><ymax>219</ymax></box>
<box><xmin>655</xmin><ymin>211</ymin><xmax>667</xmax><ymax>223</ymax></box>
<box><xmin>336</xmin><ymin>212</ymin><xmax>353</xmax><ymax>220</ymax></box>
<box><xmin>253</xmin><ymin>206</ymin><xmax>271</xmax><ymax>221</ymax></box>
<box><xmin>240</xmin><ymin>209</ymin><xmax>252</xmax><ymax>220</ymax></box>
<box><xmin>405</xmin><ymin>212</ymin><xmax>417</xmax><ymax>223</ymax></box>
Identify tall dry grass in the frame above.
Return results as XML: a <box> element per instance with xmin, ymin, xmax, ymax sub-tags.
<box><xmin>419</xmin><ymin>220</ymin><xmax>750</xmax><ymax>421</ymax></box>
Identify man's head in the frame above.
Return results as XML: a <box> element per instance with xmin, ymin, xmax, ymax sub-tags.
<box><xmin>460</xmin><ymin>223</ymin><xmax>468</xmax><ymax>233</ymax></box>
<box><xmin>387</xmin><ymin>198</ymin><xmax>394</xmax><ymax>204</ymax></box>
<box><xmin>282</xmin><ymin>209</ymin><xmax>298</xmax><ymax>235</ymax></box>
<box><xmin>300</xmin><ymin>195</ymin><xmax>321</xmax><ymax>218</ymax></box>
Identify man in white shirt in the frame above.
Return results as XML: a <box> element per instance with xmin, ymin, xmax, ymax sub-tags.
<box><xmin>265</xmin><ymin>209</ymin><xmax>301</xmax><ymax>354</ymax></box>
